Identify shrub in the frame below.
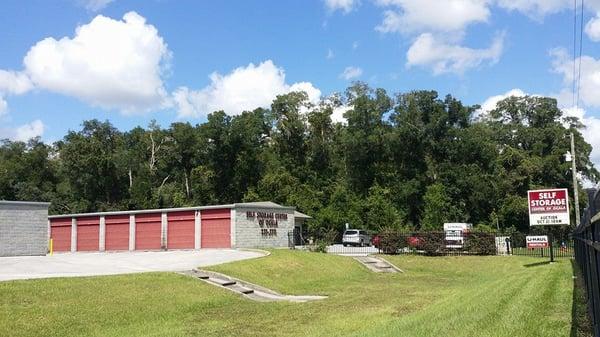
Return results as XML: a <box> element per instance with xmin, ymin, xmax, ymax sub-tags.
<box><xmin>308</xmin><ymin>228</ymin><xmax>337</xmax><ymax>253</ymax></box>
<box><xmin>464</xmin><ymin>232</ymin><xmax>496</xmax><ymax>255</ymax></box>
<box><xmin>378</xmin><ymin>228</ymin><xmax>404</xmax><ymax>254</ymax></box>
<box><xmin>419</xmin><ymin>232</ymin><xmax>445</xmax><ymax>256</ymax></box>
<box><xmin>312</xmin><ymin>240</ymin><xmax>329</xmax><ymax>253</ymax></box>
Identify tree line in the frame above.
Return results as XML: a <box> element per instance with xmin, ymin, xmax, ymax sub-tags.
<box><xmin>1</xmin><ymin>83</ymin><xmax>596</xmax><ymax>233</ymax></box>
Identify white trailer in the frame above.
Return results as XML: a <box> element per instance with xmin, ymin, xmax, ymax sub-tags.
<box><xmin>443</xmin><ymin>223</ymin><xmax>473</xmax><ymax>249</ymax></box>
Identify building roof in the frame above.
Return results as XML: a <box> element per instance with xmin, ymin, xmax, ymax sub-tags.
<box><xmin>294</xmin><ymin>211</ymin><xmax>312</xmax><ymax>219</ymax></box>
<box><xmin>0</xmin><ymin>200</ymin><xmax>51</xmax><ymax>207</ymax></box>
<box><xmin>48</xmin><ymin>201</ymin><xmax>311</xmax><ymax>219</ymax></box>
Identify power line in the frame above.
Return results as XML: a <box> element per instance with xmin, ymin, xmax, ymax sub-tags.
<box><xmin>573</xmin><ymin>0</ymin><xmax>578</xmax><ymax>108</ymax></box>
<box><xmin>577</xmin><ymin>0</ymin><xmax>585</xmax><ymax>109</ymax></box>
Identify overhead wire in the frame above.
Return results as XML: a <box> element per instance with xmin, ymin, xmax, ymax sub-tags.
<box><xmin>576</xmin><ymin>0</ymin><xmax>585</xmax><ymax>110</ymax></box>
<box><xmin>573</xmin><ymin>0</ymin><xmax>578</xmax><ymax>108</ymax></box>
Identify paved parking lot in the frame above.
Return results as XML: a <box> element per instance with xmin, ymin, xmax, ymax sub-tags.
<box><xmin>0</xmin><ymin>249</ymin><xmax>265</xmax><ymax>281</ymax></box>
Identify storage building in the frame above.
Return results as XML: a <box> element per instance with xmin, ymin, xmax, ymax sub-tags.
<box><xmin>48</xmin><ymin>201</ymin><xmax>310</xmax><ymax>252</ymax></box>
<box><xmin>0</xmin><ymin>200</ymin><xmax>50</xmax><ymax>257</ymax></box>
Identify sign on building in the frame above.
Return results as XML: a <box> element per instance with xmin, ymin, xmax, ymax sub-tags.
<box><xmin>526</xmin><ymin>235</ymin><xmax>549</xmax><ymax>248</ymax></box>
<box><xmin>527</xmin><ymin>188</ymin><xmax>570</xmax><ymax>226</ymax></box>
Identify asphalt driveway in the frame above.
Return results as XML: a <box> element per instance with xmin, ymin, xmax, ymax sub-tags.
<box><xmin>0</xmin><ymin>249</ymin><xmax>265</xmax><ymax>281</ymax></box>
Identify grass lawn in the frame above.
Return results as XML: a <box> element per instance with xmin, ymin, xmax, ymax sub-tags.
<box><xmin>0</xmin><ymin>250</ymin><xmax>578</xmax><ymax>337</ymax></box>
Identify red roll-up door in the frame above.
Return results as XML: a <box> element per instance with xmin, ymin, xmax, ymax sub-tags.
<box><xmin>135</xmin><ymin>213</ymin><xmax>162</xmax><ymax>250</ymax></box>
<box><xmin>76</xmin><ymin>216</ymin><xmax>100</xmax><ymax>251</ymax></box>
<box><xmin>201</xmin><ymin>209</ymin><xmax>231</xmax><ymax>248</ymax></box>
<box><xmin>50</xmin><ymin>218</ymin><xmax>72</xmax><ymax>252</ymax></box>
<box><xmin>167</xmin><ymin>211</ymin><xmax>195</xmax><ymax>249</ymax></box>
<box><xmin>105</xmin><ymin>214</ymin><xmax>130</xmax><ymax>251</ymax></box>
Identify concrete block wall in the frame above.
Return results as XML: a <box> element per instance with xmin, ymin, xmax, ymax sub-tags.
<box><xmin>234</xmin><ymin>207</ymin><xmax>295</xmax><ymax>248</ymax></box>
<box><xmin>0</xmin><ymin>201</ymin><xmax>50</xmax><ymax>257</ymax></box>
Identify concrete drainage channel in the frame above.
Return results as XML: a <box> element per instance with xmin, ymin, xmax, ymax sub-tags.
<box><xmin>182</xmin><ymin>269</ymin><xmax>327</xmax><ymax>302</ymax></box>
<box><xmin>354</xmin><ymin>256</ymin><xmax>404</xmax><ymax>273</ymax></box>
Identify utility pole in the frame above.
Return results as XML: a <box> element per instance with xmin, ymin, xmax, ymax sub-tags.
<box><xmin>571</xmin><ymin>132</ymin><xmax>581</xmax><ymax>227</ymax></box>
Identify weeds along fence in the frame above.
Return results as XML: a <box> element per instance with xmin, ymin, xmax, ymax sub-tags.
<box><xmin>574</xmin><ymin>188</ymin><xmax>600</xmax><ymax>337</ymax></box>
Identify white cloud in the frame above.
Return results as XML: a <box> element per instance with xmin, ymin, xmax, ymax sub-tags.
<box><xmin>0</xmin><ymin>120</ymin><xmax>45</xmax><ymax>142</ymax></box>
<box><xmin>0</xmin><ymin>11</ymin><xmax>171</xmax><ymax>114</ymax></box>
<box><xmin>327</xmin><ymin>49</ymin><xmax>335</xmax><ymax>59</ymax></box>
<box><xmin>289</xmin><ymin>82</ymin><xmax>322</xmax><ymax>104</ymax></box>
<box><xmin>340</xmin><ymin>66</ymin><xmax>363</xmax><ymax>80</ymax></box>
<box><xmin>0</xmin><ymin>97</ymin><xmax>7</xmax><ymax>116</ymax></box>
<box><xmin>0</xmin><ymin>70</ymin><xmax>33</xmax><ymax>95</ymax></box>
<box><xmin>586</xmin><ymin>14</ymin><xmax>600</xmax><ymax>42</ymax></box>
<box><xmin>495</xmin><ymin>0</ymin><xmax>570</xmax><ymax>18</ymax></box>
<box><xmin>331</xmin><ymin>105</ymin><xmax>351</xmax><ymax>124</ymax></box>
<box><xmin>551</xmin><ymin>50</ymin><xmax>600</xmax><ymax>165</ymax></box>
<box><xmin>173</xmin><ymin>60</ymin><xmax>321</xmax><ymax>118</ymax></box>
<box><xmin>324</xmin><ymin>0</ymin><xmax>358</xmax><ymax>13</ymax></box>
<box><xmin>478</xmin><ymin>88</ymin><xmax>528</xmax><ymax>115</ymax></box>
<box><xmin>406</xmin><ymin>32</ymin><xmax>504</xmax><ymax>75</ymax></box>
<box><xmin>552</xmin><ymin>49</ymin><xmax>600</xmax><ymax>108</ymax></box>
<box><xmin>375</xmin><ymin>0</ymin><xmax>490</xmax><ymax>34</ymax></box>
<box><xmin>82</xmin><ymin>0</ymin><xmax>115</xmax><ymax>11</ymax></box>
<box><xmin>375</xmin><ymin>10</ymin><xmax>403</xmax><ymax>34</ymax></box>
<box><xmin>563</xmin><ymin>106</ymin><xmax>600</xmax><ymax>165</ymax></box>
<box><xmin>0</xmin><ymin>70</ymin><xmax>33</xmax><ymax>115</ymax></box>
<box><xmin>352</xmin><ymin>41</ymin><xmax>359</xmax><ymax>50</ymax></box>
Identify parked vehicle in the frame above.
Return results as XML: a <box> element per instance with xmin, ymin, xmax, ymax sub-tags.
<box><xmin>443</xmin><ymin>223</ymin><xmax>473</xmax><ymax>249</ymax></box>
<box><xmin>342</xmin><ymin>229</ymin><xmax>371</xmax><ymax>247</ymax></box>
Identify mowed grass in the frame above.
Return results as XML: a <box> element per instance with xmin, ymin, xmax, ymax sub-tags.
<box><xmin>0</xmin><ymin>250</ymin><xmax>575</xmax><ymax>337</ymax></box>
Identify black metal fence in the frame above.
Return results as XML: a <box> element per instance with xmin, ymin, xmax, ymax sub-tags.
<box><xmin>509</xmin><ymin>233</ymin><xmax>574</xmax><ymax>259</ymax></box>
<box><xmin>294</xmin><ymin>228</ymin><xmax>574</xmax><ymax>257</ymax></box>
<box><xmin>574</xmin><ymin>188</ymin><xmax>600</xmax><ymax>336</ymax></box>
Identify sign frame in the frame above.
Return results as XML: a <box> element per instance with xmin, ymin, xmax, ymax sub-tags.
<box><xmin>527</xmin><ymin>188</ymin><xmax>570</xmax><ymax>227</ymax></box>
<box><xmin>526</xmin><ymin>235</ymin><xmax>549</xmax><ymax>249</ymax></box>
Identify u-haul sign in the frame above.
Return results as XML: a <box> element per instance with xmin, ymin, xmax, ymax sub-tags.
<box><xmin>526</xmin><ymin>235</ymin><xmax>549</xmax><ymax>248</ymax></box>
<box><xmin>527</xmin><ymin>188</ymin><xmax>570</xmax><ymax>226</ymax></box>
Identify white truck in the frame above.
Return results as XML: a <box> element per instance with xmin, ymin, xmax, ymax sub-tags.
<box><xmin>443</xmin><ymin>223</ymin><xmax>473</xmax><ymax>249</ymax></box>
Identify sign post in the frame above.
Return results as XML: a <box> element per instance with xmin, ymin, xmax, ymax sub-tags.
<box><xmin>527</xmin><ymin>188</ymin><xmax>570</xmax><ymax>263</ymax></box>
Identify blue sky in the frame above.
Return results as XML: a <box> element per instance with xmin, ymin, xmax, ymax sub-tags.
<box><xmin>2</xmin><ymin>0</ymin><xmax>600</xmax><ymax>162</ymax></box>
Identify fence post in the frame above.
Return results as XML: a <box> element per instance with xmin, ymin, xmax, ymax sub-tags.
<box><xmin>549</xmin><ymin>233</ymin><xmax>554</xmax><ymax>263</ymax></box>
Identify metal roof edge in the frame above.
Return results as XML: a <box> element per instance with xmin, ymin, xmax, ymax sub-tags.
<box><xmin>47</xmin><ymin>201</ymin><xmax>305</xmax><ymax>219</ymax></box>
<box><xmin>48</xmin><ymin>204</ymin><xmax>235</xmax><ymax>219</ymax></box>
<box><xmin>233</xmin><ymin>202</ymin><xmax>296</xmax><ymax>211</ymax></box>
<box><xmin>0</xmin><ymin>200</ymin><xmax>51</xmax><ymax>207</ymax></box>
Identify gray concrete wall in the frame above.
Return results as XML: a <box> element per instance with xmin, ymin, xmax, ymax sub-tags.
<box><xmin>233</xmin><ymin>207</ymin><xmax>294</xmax><ymax>248</ymax></box>
<box><xmin>0</xmin><ymin>201</ymin><xmax>50</xmax><ymax>256</ymax></box>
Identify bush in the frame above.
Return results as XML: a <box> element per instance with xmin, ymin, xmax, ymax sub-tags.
<box><xmin>312</xmin><ymin>240</ymin><xmax>329</xmax><ymax>253</ymax></box>
<box><xmin>378</xmin><ymin>228</ymin><xmax>404</xmax><ymax>254</ymax></box>
<box><xmin>418</xmin><ymin>232</ymin><xmax>445</xmax><ymax>256</ymax></box>
<box><xmin>464</xmin><ymin>232</ymin><xmax>496</xmax><ymax>255</ymax></box>
<box><xmin>308</xmin><ymin>228</ymin><xmax>337</xmax><ymax>253</ymax></box>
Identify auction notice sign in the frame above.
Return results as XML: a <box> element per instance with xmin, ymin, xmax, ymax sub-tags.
<box><xmin>527</xmin><ymin>188</ymin><xmax>570</xmax><ymax>226</ymax></box>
